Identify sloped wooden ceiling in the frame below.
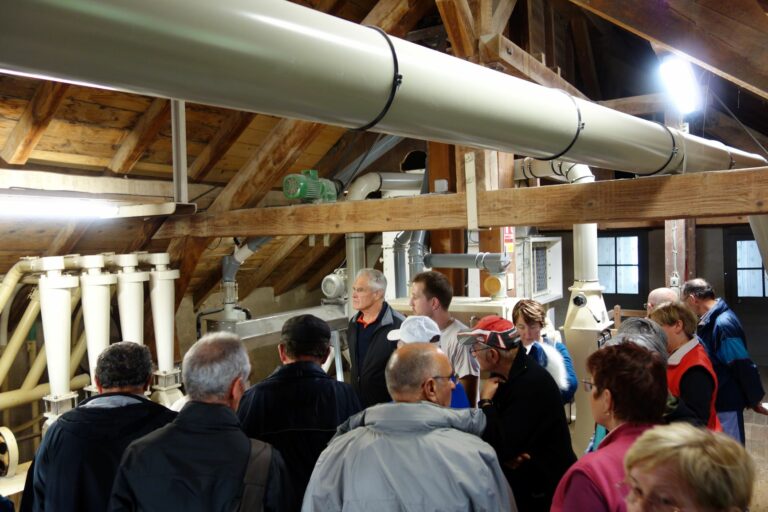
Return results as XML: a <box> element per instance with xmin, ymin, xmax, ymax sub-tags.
<box><xmin>0</xmin><ymin>0</ymin><xmax>766</xmax><ymax>309</ymax></box>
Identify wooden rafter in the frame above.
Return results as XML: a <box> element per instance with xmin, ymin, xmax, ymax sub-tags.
<box><xmin>436</xmin><ymin>0</ymin><xmax>477</xmax><ymax>58</ymax></box>
<box><xmin>570</xmin><ymin>14</ymin><xmax>601</xmax><ymax>99</ymax></box>
<box><xmin>0</xmin><ymin>81</ymin><xmax>69</xmax><ymax>165</ymax></box>
<box><xmin>156</xmin><ymin>167</ymin><xmax>768</xmax><ymax>237</ymax></box>
<box><xmin>597</xmin><ymin>93</ymin><xmax>665</xmax><ymax>115</ymax></box>
<box><xmin>108</xmin><ymin>98</ymin><xmax>170</xmax><ymax>174</ymax></box>
<box><xmin>45</xmin><ymin>221</ymin><xmax>91</xmax><ymax>256</ymax></box>
<box><xmin>479</xmin><ymin>33</ymin><xmax>588</xmax><ymax>99</ymax></box>
<box><xmin>305</xmin><ymin>247</ymin><xmax>346</xmax><ymax>291</ymax></box>
<box><xmin>703</xmin><ymin>110</ymin><xmax>768</xmax><ymax>156</ymax></box>
<box><xmin>490</xmin><ymin>0</ymin><xmax>518</xmax><ymax>36</ymax></box>
<box><xmin>188</xmin><ymin>111</ymin><xmax>255</xmax><ymax>181</ymax></box>
<box><xmin>568</xmin><ymin>0</ymin><xmax>768</xmax><ymax>100</ymax></box>
<box><xmin>237</xmin><ymin>236</ymin><xmax>307</xmax><ymax>300</ymax></box>
<box><xmin>272</xmin><ymin>235</ymin><xmax>343</xmax><ymax>296</ymax></box>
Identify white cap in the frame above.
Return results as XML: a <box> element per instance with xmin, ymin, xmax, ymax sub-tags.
<box><xmin>387</xmin><ymin>315</ymin><xmax>441</xmax><ymax>344</ymax></box>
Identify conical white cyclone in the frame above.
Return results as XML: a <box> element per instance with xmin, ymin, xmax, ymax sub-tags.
<box><xmin>80</xmin><ymin>256</ymin><xmax>117</xmax><ymax>385</ymax></box>
<box><xmin>150</xmin><ymin>266</ymin><xmax>180</xmax><ymax>372</ymax></box>
<box><xmin>114</xmin><ymin>254</ymin><xmax>149</xmax><ymax>345</ymax></box>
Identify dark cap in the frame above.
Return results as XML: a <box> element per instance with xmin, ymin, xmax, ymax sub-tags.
<box><xmin>459</xmin><ymin>315</ymin><xmax>521</xmax><ymax>350</ymax></box>
<box><xmin>281</xmin><ymin>314</ymin><xmax>331</xmax><ymax>344</ymax></box>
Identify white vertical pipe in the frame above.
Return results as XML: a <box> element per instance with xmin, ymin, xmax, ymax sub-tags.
<box><xmin>171</xmin><ymin>99</ymin><xmax>189</xmax><ymax>203</ymax></box>
<box><xmin>146</xmin><ymin>254</ymin><xmax>179</xmax><ymax>372</ymax></box>
<box><xmin>79</xmin><ymin>255</ymin><xmax>117</xmax><ymax>385</ymax></box>
<box><xmin>114</xmin><ymin>254</ymin><xmax>149</xmax><ymax>344</ymax></box>
<box><xmin>38</xmin><ymin>258</ymin><xmax>78</xmax><ymax>397</ymax></box>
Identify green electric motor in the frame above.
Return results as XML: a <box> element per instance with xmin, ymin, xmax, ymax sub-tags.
<box><xmin>283</xmin><ymin>169</ymin><xmax>338</xmax><ymax>203</ymax></box>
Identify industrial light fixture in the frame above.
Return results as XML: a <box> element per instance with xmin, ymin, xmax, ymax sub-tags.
<box><xmin>659</xmin><ymin>55</ymin><xmax>701</xmax><ymax>115</ymax></box>
<box><xmin>0</xmin><ymin>191</ymin><xmax>195</xmax><ymax>219</ymax></box>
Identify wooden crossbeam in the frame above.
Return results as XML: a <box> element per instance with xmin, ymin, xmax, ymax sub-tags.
<box><xmin>188</xmin><ymin>111</ymin><xmax>255</xmax><ymax>181</ymax></box>
<box><xmin>479</xmin><ymin>33</ymin><xmax>588</xmax><ymax>99</ymax></box>
<box><xmin>0</xmin><ymin>81</ymin><xmax>69</xmax><ymax>165</ymax></box>
<box><xmin>490</xmin><ymin>0</ymin><xmax>518</xmax><ymax>36</ymax></box>
<box><xmin>568</xmin><ymin>0</ymin><xmax>768</xmax><ymax>101</ymax></box>
<box><xmin>436</xmin><ymin>0</ymin><xmax>477</xmax><ymax>58</ymax></box>
<box><xmin>237</xmin><ymin>236</ymin><xmax>307</xmax><ymax>300</ymax></box>
<box><xmin>703</xmin><ymin>110</ymin><xmax>768</xmax><ymax>156</ymax></box>
<box><xmin>570</xmin><ymin>14</ymin><xmax>601</xmax><ymax>99</ymax></box>
<box><xmin>272</xmin><ymin>235</ymin><xmax>343</xmax><ymax>296</ymax></box>
<box><xmin>45</xmin><ymin>221</ymin><xmax>91</xmax><ymax>256</ymax></box>
<box><xmin>598</xmin><ymin>93</ymin><xmax>666</xmax><ymax>115</ymax></box>
<box><xmin>156</xmin><ymin>167</ymin><xmax>768</xmax><ymax>237</ymax></box>
<box><xmin>108</xmin><ymin>98</ymin><xmax>170</xmax><ymax>174</ymax></box>
<box><xmin>306</xmin><ymin>247</ymin><xmax>346</xmax><ymax>291</ymax></box>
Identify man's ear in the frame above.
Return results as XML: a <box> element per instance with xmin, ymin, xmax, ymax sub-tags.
<box><xmin>422</xmin><ymin>378</ymin><xmax>438</xmax><ymax>403</ymax></box>
<box><xmin>319</xmin><ymin>346</ymin><xmax>331</xmax><ymax>365</ymax></box>
<box><xmin>95</xmin><ymin>376</ymin><xmax>104</xmax><ymax>394</ymax></box>
<box><xmin>430</xmin><ymin>297</ymin><xmax>441</xmax><ymax>312</ymax></box>
<box><xmin>277</xmin><ymin>343</ymin><xmax>289</xmax><ymax>364</ymax></box>
<box><xmin>143</xmin><ymin>375</ymin><xmax>152</xmax><ymax>392</ymax></box>
<box><xmin>229</xmin><ymin>376</ymin><xmax>246</xmax><ymax>411</ymax></box>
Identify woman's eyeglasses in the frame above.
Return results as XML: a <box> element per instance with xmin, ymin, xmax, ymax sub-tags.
<box><xmin>581</xmin><ymin>379</ymin><xmax>595</xmax><ymax>392</ymax></box>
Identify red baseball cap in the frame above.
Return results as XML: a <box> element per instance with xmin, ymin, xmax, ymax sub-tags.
<box><xmin>459</xmin><ymin>315</ymin><xmax>521</xmax><ymax>350</ymax></box>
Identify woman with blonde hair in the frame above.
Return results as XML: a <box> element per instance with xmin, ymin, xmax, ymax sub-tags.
<box><xmin>624</xmin><ymin>422</ymin><xmax>754</xmax><ymax>512</ymax></box>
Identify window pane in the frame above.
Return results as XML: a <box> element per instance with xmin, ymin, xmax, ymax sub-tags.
<box><xmin>616</xmin><ymin>236</ymin><xmax>639</xmax><ymax>265</ymax></box>
<box><xmin>598</xmin><ymin>238</ymin><xmax>615</xmax><ymax>265</ymax></box>
<box><xmin>599</xmin><ymin>266</ymin><xmax>616</xmax><ymax>293</ymax></box>
<box><xmin>765</xmin><ymin>270</ymin><xmax>768</xmax><ymax>298</ymax></box>
<box><xmin>737</xmin><ymin>240</ymin><xmax>762</xmax><ymax>268</ymax></box>
<box><xmin>617</xmin><ymin>265</ymin><xmax>639</xmax><ymax>294</ymax></box>
<box><xmin>737</xmin><ymin>269</ymin><xmax>763</xmax><ymax>297</ymax></box>
<box><xmin>533</xmin><ymin>246</ymin><xmax>548</xmax><ymax>293</ymax></box>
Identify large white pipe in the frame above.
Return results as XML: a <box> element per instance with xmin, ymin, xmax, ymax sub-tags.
<box><xmin>145</xmin><ymin>254</ymin><xmax>180</xmax><ymax>372</ymax></box>
<box><xmin>1</xmin><ymin>1</ymin><xmax>762</xmax><ymax>174</ymax></box>
<box><xmin>112</xmin><ymin>254</ymin><xmax>149</xmax><ymax>344</ymax></box>
<box><xmin>38</xmin><ymin>258</ymin><xmax>79</xmax><ymax>397</ymax></box>
<box><xmin>0</xmin><ymin>289</ymin><xmax>40</xmax><ymax>385</ymax></box>
<box><xmin>79</xmin><ymin>255</ymin><xmax>117</xmax><ymax>386</ymax></box>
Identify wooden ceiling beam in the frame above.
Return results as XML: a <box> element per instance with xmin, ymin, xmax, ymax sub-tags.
<box><xmin>272</xmin><ymin>235</ymin><xmax>343</xmax><ymax>296</ymax></box>
<box><xmin>188</xmin><ymin>111</ymin><xmax>255</xmax><ymax>181</ymax></box>
<box><xmin>568</xmin><ymin>0</ymin><xmax>768</xmax><ymax>101</ymax></box>
<box><xmin>570</xmin><ymin>14</ymin><xmax>602</xmax><ymax>99</ymax></box>
<box><xmin>237</xmin><ymin>236</ymin><xmax>307</xmax><ymax>300</ymax></box>
<box><xmin>306</xmin><ymin>246</ymin><xmax>346</xmax><ymax>291</ymax></box>
<box><xmin>436</xmin><ymin>0</ymin><xmax>477</xmax><ymax>58</ymax></box>
<box><xmin>703</xmin><ymin>109</ymin><xmax>768</xmax><ymax>155</ymax></box>
<box><xmin>479</xmin><ymin>33</ymin><xmax>588</xmax><ymax>99</ymax></box>
<box><xmin>44</xmin><ymin>221</ymin><xmax>92</xmax><ymax>256</ymax></box>
<box><xmin>597</xmin><ymin>93</ymin><xmax>666</xmax><ymax>115</ymax></box>
<box><xmin>108</xmin><ymin>98</ymin><xmax>170</xmax><ymax>174</ymax></box>
<box><xmin>156</xmin><ymin>167</ymin><xmax>768</xmax><ymax>237</ymax></box>
<box><xmin>0</xmin><ymin>81</ymin><xmax>69</xmax><ymax>165</ymax></box>
<box><xmin>490</xmin><ymin>0</ymin><xmax>518</xmax><ymax>36</ymax></box>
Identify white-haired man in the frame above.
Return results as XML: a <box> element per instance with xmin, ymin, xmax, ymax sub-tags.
<box><xmin>303</xmin><ymin>343</ymin><xmax>516</xmax><ymax>511</ymax></box>
<box><xmin>646</xmin><ymin>287</ymin><xmax>678</xmax><ymax>315</ymax></box>
<box><xmin>109</xmin><ymin>332</ymin><xmax>290</xmax><ymax>512</ymax></box>
<box><xmin>347</xmin><ymin>268</ymin><xmax>404</xmax><ymax>407</ymax></box>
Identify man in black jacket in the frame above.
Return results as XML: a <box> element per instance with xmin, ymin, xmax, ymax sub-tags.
<box><xmin>347</xmin><ymin>268</ymin><xmax>404</xmax><ymax>407</ymax></box>
<box><xmin>109</xmin><ymin>332</ymin><xmax>290</xmax><ymax>512</ymax></box>
<box><xmin>238</xmin><ymin>314</ymin><xmax>361</xmax><ymax>511</ymax></box>
<box><xmin>28</xmin><ymin>341</ymin><xmax>176</xmax><ymax>512</ymax></box>
<box><xmin>463</xmin><ymin>316</ymin><xmax>576</xmax><ymax>512</ymax></box>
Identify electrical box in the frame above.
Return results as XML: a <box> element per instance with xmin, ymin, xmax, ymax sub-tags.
<box><xmin>515</xmin><ymin>236</ymin><xmax>563</xmax><ymax>305</ymax></box>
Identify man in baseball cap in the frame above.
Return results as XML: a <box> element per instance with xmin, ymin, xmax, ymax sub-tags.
<box><xmin>462</xmin><ymin>315</ymin><xmax>576</xmax><ymax>512</ymax></box>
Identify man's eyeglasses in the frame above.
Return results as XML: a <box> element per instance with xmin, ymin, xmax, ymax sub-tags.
<box><xmin>581</xmin><ymin>379</ymin><xmax>595</xmax><ymax>392</ymax></box>
<box><xmin>432</xmin><ymin>373</ymin><xmax>459</xmax><ymax>382</ymax></box>
<box><xmin>469</xmin><ymin>344</ymin><xmax>493</xmax><ymax>355</ymax></box>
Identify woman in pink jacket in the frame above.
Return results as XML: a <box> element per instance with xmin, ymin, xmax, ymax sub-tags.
<box><xmin>551</xmin><ymin>343</ymin><xmax>667</xmax><ymax>511</ymax></box>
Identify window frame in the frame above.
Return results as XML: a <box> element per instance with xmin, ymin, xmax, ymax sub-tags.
<box><xmin>597</xmin><ymin>230</ymin><xmax>649</xmax><ymax>310</ymax></box>
<box><xmin>724</xmin><ymin>227</ymin><xmax>768</xmax><ymax>303</ymax></box>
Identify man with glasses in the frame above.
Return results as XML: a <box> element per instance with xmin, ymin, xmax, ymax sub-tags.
<box><xmin>347</xmin><ymin>268</ymin><xmax>404</xmax><ymax>407</ymax></box>
<box><xmin>682</xmin><ymin>278</ymin><xmax>767</xmax><ymax>444</ymax></box>
<box><xmin>461</xmin><ymin>315</ymin><xmax>576</xmax><ymax>512</ymax></box>
<box><xmin>302</xmin><ymin>343</ymin><xmax>516</xmax><ymax>511</ymax></box>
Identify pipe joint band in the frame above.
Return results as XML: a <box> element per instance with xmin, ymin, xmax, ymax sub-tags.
<box><xmin>647</xmin><ymin>123</ymin><xmax>680</xmax><ymax>176</ymax></box>
<box><xmin>541</xmin><ymin>92</ymin><xmax>584</xmax><ymax>161</ymax></box>
<box><xmin>355</xmin><ymin>26</ymin><xmax>402</xmax><ymax>132</ymax></box>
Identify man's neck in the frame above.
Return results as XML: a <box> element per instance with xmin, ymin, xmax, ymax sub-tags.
<box><xmin>361</xmin><ymin>301</ymin><xmax>384</xmax><ymax>322</ymax></box>
<box><xmin>432</xmin><ymin>309</ymin><xmax>453</xmax><ymax>330</ymax></box>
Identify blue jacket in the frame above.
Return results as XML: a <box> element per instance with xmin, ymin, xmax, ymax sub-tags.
<box><xmin>697</xmin><ymin>299</ymin><xmax>764</xmax><ymax>411</ymax></box>
<box><xmin>238</xmin><ymin>361</ymin><xmax>361</xmax><ymax>511</ymax></box>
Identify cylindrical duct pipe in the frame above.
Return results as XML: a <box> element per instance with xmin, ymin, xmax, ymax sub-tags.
<box><xmin>573</xmin><ymin>223</ymin><xmax>599</xmax><ymax>282</ymax></box>
<box><xmin>513</xmin><ymin>158</ymin><xmax>595</xmax><ymax>184</ymax></box>
<box><xmin>0</xmin><ymin>289</ymin><xmax>40</xmax><ymax>385</ymax></box>
<box><xmin>114</xmin><ymin>254</ymin><xmax>149</xmax><ymax>345</ymax></box>
<box><xmin>408</xmin><ymin>230</ymin><xmax>428</xmax><ymax>278</ymax></box>
<box><xmin>38</xmin><ymin>260</ymin><xmax>79</xmax><ymax>397</ymax></box>
<box><xmin>147</xmin><ymin>254</ymin><xmax>180</xmax><ymax>372</ymax></box>
<box><xmin>393</xmin><ymin>231</ymin><xmax>412</xmax><ymax>298</ymax></box>
<box><xmin>424</xmin><ymin>252</ymin><xmax>511</xmax><ymax>274</ymax></box>
<box><xmin>345</xmin><ymin>233</ymin><xmax>366</xmax><ymax>318</ymax></box>
<box><xmin>0</xmin><ymin>1</ymin><xmax>764</xmax><ymax>173</ymax></box>
<box><xmin>79</xmin><ymin>255</ymin><xmax>117</xmax><ymax>385</ymax></box>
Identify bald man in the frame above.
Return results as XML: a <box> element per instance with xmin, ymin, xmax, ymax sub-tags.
<box><xmin>646</xmin><ymin>287</ymin><xmax>679</xmax><ymax>315</ymax></box>
<box><xmin>302</xmin><ymin>344</ymin><xmax>516</xmax><ymax>511</ymax></box>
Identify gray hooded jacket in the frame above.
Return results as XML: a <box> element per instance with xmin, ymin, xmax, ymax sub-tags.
<box><xmin>301</xmin><ymin>401</ymin><xmax>517</xmax><ymax>512</ymax></box>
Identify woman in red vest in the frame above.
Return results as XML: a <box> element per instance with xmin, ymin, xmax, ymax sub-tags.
<box><xmin>650</xmin><ymin>301</ymin><xmax>722</xmax><ymax>431</ymax></box>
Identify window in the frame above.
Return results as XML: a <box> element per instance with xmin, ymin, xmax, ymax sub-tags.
<box><xmin>736</xmin><ymin>240</ymin><xmax>768</xmax><ymax>298</ymax></box>
<box><xmin>598</xmin><ymin>231</ymin><xmax>648</xmax><ymax>310</ymax></box>
<box><xmin>598</xmin><ymin>235</ymin><xmax>639</xmax><ymax>294</ymax></box>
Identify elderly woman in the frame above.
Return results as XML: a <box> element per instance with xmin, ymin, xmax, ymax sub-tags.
<box><xmin>624</xmin><ymin>423</ymin><xmax>754</xmax><ymax>512</ymax></box>
<box><xmin>551</xmin><ymin>343</ymin><xmax>667</xmax><ymax>511</ymax></box>
<box><xmin>512</xmin><ymin>299</ymin><xmax>577</xmax><ymax>403</ymax></box>
<box><xmin>649</xmin><ymin>301</ymin><xmax>721</xmax><ymax>431</ymax></box>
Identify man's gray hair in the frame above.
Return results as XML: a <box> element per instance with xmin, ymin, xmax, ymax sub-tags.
<box><xmin>356</xmin><ymin>268</ymin><xmax>387</xmax><ymax>292</ymax></box>
<box><xmin>95</xmin><ymin>341</ymin><xmax>153</xmax><ymax>389</ymax></box>
<box><xmin>607</xmin><ymin>317</ymin><xmax>669</xmax><ymax>364</ymax></box>
<box><xmin>682</xmin><ymin>278</ymin><xmax>716</xmax><ymax>301</ymax></box>
<box><xmin>182</xmin><ymin>331</ymin><xmax>251</xmax><ymax>401</ymax></box>
<box><xmin>385</xmin><ymin>344</ymin><xmax>439</xmax><ymax>397</ymax></box>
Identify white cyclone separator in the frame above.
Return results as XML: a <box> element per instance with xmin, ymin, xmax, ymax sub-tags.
<box><xmin>79</xmin><ymin>255</ymin><xmax>117</xmax><ymax>386</ymax></box>
<box><xmin>146</xmin><ymin>253</ymin><xmax>179</xmax><ymax>372</ymax></box>
<box><xmin>38</xmin><ymin>257</ymin><xmax>79</xmax><ymax>397</ymax></box>
<box><xmin>114</xmin><ymin>253</ymin><xmax>150</xmax><ymax>345</ymax></box>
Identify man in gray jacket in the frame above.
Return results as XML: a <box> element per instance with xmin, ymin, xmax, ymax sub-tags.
<box><xmin>302</xmin><ymin>343</ymin><xmax>516</xmax><ymax>511</ymax></box>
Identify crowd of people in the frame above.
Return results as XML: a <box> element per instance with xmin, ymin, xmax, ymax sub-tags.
<box><xmin>18</xmin><ymin>270</ymin><xmax>763</xmax><ymax>511</ymax></box>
